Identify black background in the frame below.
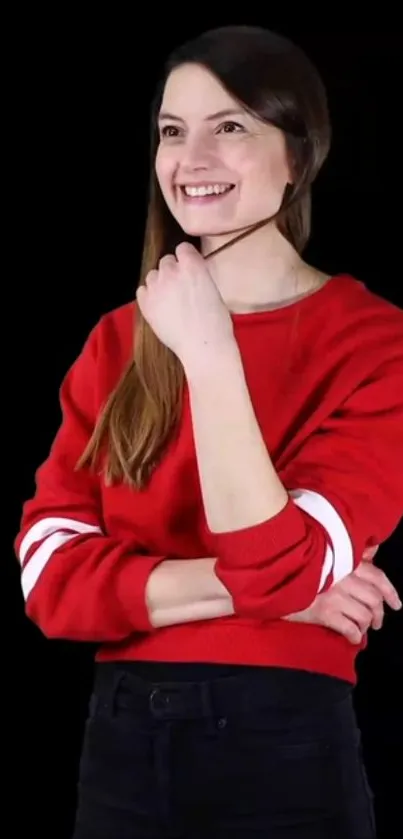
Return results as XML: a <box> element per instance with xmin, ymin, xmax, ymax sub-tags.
<box><xmin>8</xmin><ymin>16</ymin><xmax>402</xmax><ymax>838</ymax></box>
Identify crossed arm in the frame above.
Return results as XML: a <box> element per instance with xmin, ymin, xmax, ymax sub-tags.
<box><xmin>147</xmin><ymin>344</ymin><xmax>402</xmax><ymax>642</ymax></box>
<box><xmin>145</xmin><ymin>550</ymin><xmax>400</xmax><ymax>643</ymax></box>
<box><xmin>17</xmin><ymin>324</ymin><xmax>401</xmax><ymax>646</ymax></box>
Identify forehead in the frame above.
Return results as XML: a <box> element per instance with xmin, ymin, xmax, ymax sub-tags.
<box><xmin>160</xmin><ymin>63</ymin><xmax>239</xmax><ymax>117</ymax></box>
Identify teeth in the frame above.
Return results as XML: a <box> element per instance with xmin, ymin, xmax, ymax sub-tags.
<box><xmin>183</xmin><ymin>184</ymin><xmax>233</xmax><ymax>197</ymax></box>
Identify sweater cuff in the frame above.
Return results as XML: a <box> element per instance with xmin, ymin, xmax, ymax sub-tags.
<box><xmin>208</xmin><ymin>498</ymin><xmax>307</xmax><ymax>568</ymax></box>
<box><xmin>118</xmin><ymin>554</ymin><xmax>166</xmax><ymax>633</ymax></box>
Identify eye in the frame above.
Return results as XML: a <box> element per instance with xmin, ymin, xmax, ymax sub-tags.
<box><xmin>217</xmin><ymin>121</ymin><xmax>245</xmax><ymax>134</ymax></box>
<box><xmin>159</xmin><ymin>125</ymin><xmax>182</xmax><ymax>138</ymax></box>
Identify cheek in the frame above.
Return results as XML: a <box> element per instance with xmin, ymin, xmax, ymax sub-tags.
<box><xmin>240</xmin><ymin>148</ymin><xmax>290</xmax><ymax>205</ymax></box>
<box><xmin>155</xmin><ymin>148</ymin><xmax>175</xmax><ymax>200</ymax></box>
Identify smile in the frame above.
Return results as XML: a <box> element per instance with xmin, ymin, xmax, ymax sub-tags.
<box><xmin>178</xmin><ymin>183</ymin><xmax>235</xmax><ymax>202</ymax></box>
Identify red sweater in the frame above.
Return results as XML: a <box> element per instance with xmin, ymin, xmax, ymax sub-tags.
<box><xmin>15</xmin><ymin>274</ymin><xmax>403</xmax><ymax>683</ymax></box>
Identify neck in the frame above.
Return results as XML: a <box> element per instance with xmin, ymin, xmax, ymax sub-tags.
<box><xmin>201</xmin><ymin>222</ymin><xmax>310</xmax><ymax>312</ymax></box>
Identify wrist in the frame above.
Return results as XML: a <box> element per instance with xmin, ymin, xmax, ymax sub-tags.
<box><xmin>183</xmin><ymin>340</ymin><xmax>242</xmax><ymax>384</ymax></box>
<box><xmin>146</xmin><ymin>557</ymin><xmax>234</xmax><ymax>629</ymax></box>
<box><xmin>146</xmin><ymin>557</ymin><xmax>231</xmax><ymax>613</ymax></box>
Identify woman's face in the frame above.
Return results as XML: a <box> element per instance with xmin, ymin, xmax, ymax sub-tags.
<box><xmin>155</xmin><ymin>62</ymin><xmax>292</xmax><ymax>241</ymax></box>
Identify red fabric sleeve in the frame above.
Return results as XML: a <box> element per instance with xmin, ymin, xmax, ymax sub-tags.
<box><xmin>14</xmin><ymin>321</ymin><xmax>163</xmax><ymax>641</ymax></box>
<box><xmin>211</xmin><ymin>351</ymin><xmax>403</xmax><ymax>620</ymax></box>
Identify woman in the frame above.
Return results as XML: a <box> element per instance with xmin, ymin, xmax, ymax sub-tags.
<box><xmin>16</xmin><ymin>26</ymin><xmax>402</xmax><ymax>838</ymax></box>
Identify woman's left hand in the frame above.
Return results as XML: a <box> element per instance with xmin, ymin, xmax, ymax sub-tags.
<box><xmin>284</xmin><ymin>547</ymin><xmax>402</xmax><ymax>644</ymax></box>
<box><xmin>136</xmin><ymin>242</ymin><xmax>235</xmax><ymax>368</ymax></box>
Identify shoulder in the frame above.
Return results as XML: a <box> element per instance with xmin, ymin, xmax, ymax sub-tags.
<box><xmin>92</xmin><ymin>300</ymin><xmax>136</xmax><ymax>352</ymax></box>
<box><xmin>68</xmin><ymin>301</ymin><xmax>138</xmax><ymax>403</ymax></box>
<box><xmin>310</xmin><ymin>274</ymin><xmax>403</xmax><ymax>371</ymax></box>
<box><xmin>289</xmin><ymin>275</ymin><xmax>403</xmax><ymax>420</ymax></box>
<box><xmin>322</xmin><ymin>274</ymin><xmax>402</xmax><ymax>333</ymax></box>
<box><xmin>79</xmin><ymin>300</ymin><xmax>137</xmax><ymax>369</ymax></box>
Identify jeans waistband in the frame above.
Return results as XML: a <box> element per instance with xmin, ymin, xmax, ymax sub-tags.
<box><xmin>90</xmin><ymin>661</ymin><xmax>352</xmax><ymax>724</ymax></box>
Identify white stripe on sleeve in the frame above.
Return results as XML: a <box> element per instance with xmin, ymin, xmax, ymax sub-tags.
<box><xmin>290</xmin><ymin>489</ymin><xmax>354</xmax><ymax>590</ymax></box>
<box><xmin>19</xmin><ymin>516</ymin><xmax>103</xmax><ymax>600</ymax></box>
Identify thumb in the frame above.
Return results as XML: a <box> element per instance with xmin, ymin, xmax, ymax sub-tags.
<box><xmin>362</xmin><ymin>545</ymin><xmax>379</xmax><ymax>562</ymax></box>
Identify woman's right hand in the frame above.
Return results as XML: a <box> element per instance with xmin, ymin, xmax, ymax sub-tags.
<box><xmin>284</xmin><ymin>548</ymin><xmax>402</xmax><ymax>644</ymax></box>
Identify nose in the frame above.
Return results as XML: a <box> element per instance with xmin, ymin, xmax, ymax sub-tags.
<box><xmin>180</xmin><ymin>132</ymin><xmax>216</xmax><ymax>171</ymax></box>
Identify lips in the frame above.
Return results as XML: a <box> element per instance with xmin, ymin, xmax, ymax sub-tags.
<box><xmin>181</xmin><ymin>183</ymin><xmax>234</xmax><ymax>196</ymax></box>
<box><xmin>177</xmin><ymin>183</ymin><xmax>236</xmax><ymax>205</ymax></box>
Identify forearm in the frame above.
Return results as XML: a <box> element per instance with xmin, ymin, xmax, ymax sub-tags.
<box><xmin>184</xmin><ymin>345</ymin><xmax>330</xmax><ymax>620</ymax></box>
<box><xmin>145</xmin><ymin>557</ymin><xmax>234</xmax><ymax>628</ymax></box>
<box><xmin>185</xmin><ymin>345</ymin><xmax>289</xmax><ymax>533</ymax></box>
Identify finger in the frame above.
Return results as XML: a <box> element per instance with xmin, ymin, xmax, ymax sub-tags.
<box><xmin>282</xmin><ymin>608</ymin><xmax>314</xmax><ymax>623</ymax></box>
<box><xmin>144</xmin><ymin>269</ymin><xmax>158</xmax><ymax>287</ymax></box>
<box><xmin>135</xmin><ymin>285</ymin><xmax>149</xmax><ymax>317</ymax></box>
<box><xmin>175</xmin><ymin>241</ymin><xmax>205</xmax><ymax>269</ymax></box>
<box><xmin>175</xmin><ymin>241</ymin><xmax>200</xmax><ymax>259</ymax></box>
<box><xmin>342</xmin><ymin>577</ymin><xmax>386</xmax><ymax>628</ymax></box>
<box><xmin>344</xmin><ymin>575</ymin><xmax>384</xmax><ymax>611</ymax></box>
<box><xmin>316</xmin><ymin>592</ymin><xmax>364</xmax><ymax>643</ymax></box>
<box><xmin>362</xmin><ymin>545</ymin><xmax>379</xmax><ymax>561</ymax></box>
<box><xmin>370</xmin><ymin>601</ymin><xmax>385</xmax><ymax>631</ymax></box>
<box><xmin>338</xmin><ymin>595</ymin><xmax>382</xmax><ymax>634</ymax></box>
<box><xmin>337</xmin><ymin>579</ymin><xmax>384</xmax><ymax>630</ymax></box>
<box><xmin>323</xmin><ymin>613</ymin><xmax>363</xmax><ymax>645</ymax></box>
<box><xmin>354</xmin><ymin>563</ymin><xmax>402</xmax><ymax>611</ymax></box>
<box><xmin>158</xmin><ymin>254</ymin><xmax>177</xmax><ymax>272</ymax></box>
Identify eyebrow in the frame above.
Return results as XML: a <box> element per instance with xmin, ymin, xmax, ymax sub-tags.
<box><xmin>157</xmin><ymin>108</ymin><xmax>245</xmax><ymax>123</ymax></box>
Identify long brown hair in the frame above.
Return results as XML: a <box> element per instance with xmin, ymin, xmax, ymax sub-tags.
<box><xmin>77</xmin><ymin>26</ymin><xmax>332</xmax><ymax>489</ymax></box>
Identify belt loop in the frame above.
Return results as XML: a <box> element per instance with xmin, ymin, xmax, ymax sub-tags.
<box><xmin>110</xmin><ymin>672</ymin><xmax>125</xmax><ymax>718</ymax></box>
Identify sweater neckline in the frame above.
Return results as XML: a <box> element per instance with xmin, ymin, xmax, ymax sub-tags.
<box><xmin>229</xmin><ymin>274</ymin><xmax>357</xmax><ymax>325</ymax></box>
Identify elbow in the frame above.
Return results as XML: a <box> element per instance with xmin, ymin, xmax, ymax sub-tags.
<box><xmin>214</xmin><ymin>526</ymin><xmax>331</xmax><ymax>620</ymax></box>
<box><xmin>24</xmin><ymin>579</ymin><xmax>92</xmax><ymax>641</ymax></box>
<box><xmin>25</xmin><ymin>593</ymin><xmax>72</xmax><ymax>640</ymax></box>
<box><xmin>216</xmin><ymin>566</ymin><xmax>321</xmax><ymax>622</ymax></box>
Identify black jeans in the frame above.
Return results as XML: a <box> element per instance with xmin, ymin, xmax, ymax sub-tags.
<box><xmin>73</xmin><ymin>662</ymin><xmax>376</xmax><ymax>838</ymax></box>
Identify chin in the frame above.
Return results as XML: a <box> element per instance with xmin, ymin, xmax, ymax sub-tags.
<box><xmin>177</xmin><ymin>216</ymin><xmax>248</xmax><ymax>239</ymax></box>
<box><xmin>180</xmin><ymin>224</ymin><xmax>229</xmax><ymax>238</ymax></box>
